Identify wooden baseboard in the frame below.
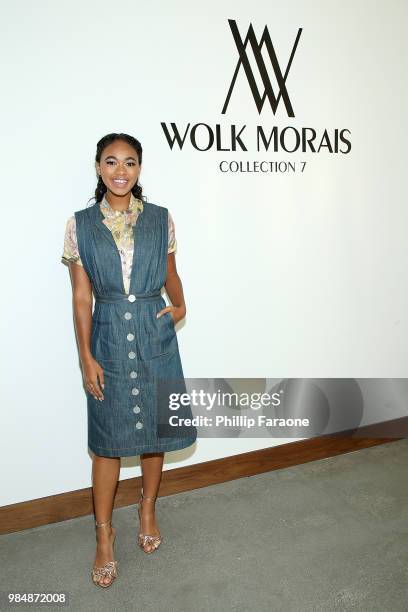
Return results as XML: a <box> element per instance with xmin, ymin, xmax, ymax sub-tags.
<box><xmin>1</xmin><ymin>418</ymin><xmax>406</xmax><ymax>535</ymax></box>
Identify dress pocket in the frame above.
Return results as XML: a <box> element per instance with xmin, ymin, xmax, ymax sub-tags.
<box><xmin>91</xmin><ymin>320</ymin><xmax>122</xmax><ymax>362</ymax></box>
<box><xmin>138</xmin><ymin>311</ymin><xmax>177</xmax><ymax>361</ymax></box>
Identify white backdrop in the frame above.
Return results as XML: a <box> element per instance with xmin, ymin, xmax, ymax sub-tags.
<box><xmin>1</xmin><ymin>0</ymin><xmax>407</xmax><ymax>506</ymax></box>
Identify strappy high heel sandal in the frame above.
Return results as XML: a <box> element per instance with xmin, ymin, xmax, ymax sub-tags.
<box><xmin>91</xmin><ymin>519</ymin><xmax>118</xmax><ymax>588</ymax></box>
<box><xmin>137</xmin><ymin>489</ymin><xmax>162</xmax><ymax>554</ymax></box>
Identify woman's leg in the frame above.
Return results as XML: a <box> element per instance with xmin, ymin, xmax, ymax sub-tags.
<box><xmin>92</xmin><ymin>455</ymin><xmax>120</xmax><ymax>585</ymax></box>
<box><xmin>139</xmin><ymin>452</ymin><xmax>164</xmax><ymax>552</ymax></box>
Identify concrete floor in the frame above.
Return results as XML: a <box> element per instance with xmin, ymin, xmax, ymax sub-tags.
<box><xmin>1</xmin><ymin>439</ymin><xmax>408</xmax><ymax>612</ymax></box>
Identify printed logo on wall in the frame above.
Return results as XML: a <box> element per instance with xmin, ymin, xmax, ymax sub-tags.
<box><xmin>221</xmin><ymin>20</ymin><xmax>302</xmax><ymax>117</ymax></box>
<box><xmin>161</xmin><ymin>19</ymin><xmax>352</xmax><ymax>173</ymax></box>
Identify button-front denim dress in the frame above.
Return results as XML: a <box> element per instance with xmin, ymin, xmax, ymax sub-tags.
<box><xmin>74</xmin><ymin>200</ymin><xmax>197</xmax><ymax>457</ymax></box>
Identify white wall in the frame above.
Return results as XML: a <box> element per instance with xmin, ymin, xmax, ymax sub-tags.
<box><xmin>1</xmin><ymin>0</ymin><xmax>407</xmax><ymax>506</ymax></box>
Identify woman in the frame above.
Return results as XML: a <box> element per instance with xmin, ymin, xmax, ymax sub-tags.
<box><xmin>62</xmin><ymin>133</ymin><xmax>197</xmax><ymax>588</ymax></box>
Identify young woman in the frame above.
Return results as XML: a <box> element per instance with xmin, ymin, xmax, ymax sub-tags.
<box><xmin>62</xmin><ymin>133</ymin><xmax>197</xmax><ymax>588</ymax></box>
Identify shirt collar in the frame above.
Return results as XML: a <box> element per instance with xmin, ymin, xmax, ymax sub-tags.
<box><xmin>100</xmin><ymin>192</ymin><xmax>143</xmax><ymax>225</ymax></box>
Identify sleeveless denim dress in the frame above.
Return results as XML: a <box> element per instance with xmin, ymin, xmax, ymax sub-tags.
<box><xmin>74</xmin><ymin>200</ymin><xmax>197</xmax><ymax>457</ymax></box>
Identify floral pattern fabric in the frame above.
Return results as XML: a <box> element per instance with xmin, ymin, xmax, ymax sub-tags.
<box><xmin>62</xmin><ymin>193</ymin><xmax>177</xmax><ymax>293</ymax></box>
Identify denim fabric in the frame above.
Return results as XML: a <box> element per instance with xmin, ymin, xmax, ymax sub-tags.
<box><xmin>74</xmin><ymin>200</ymin><xmax>197</xmax><ymax>457</ymax></box>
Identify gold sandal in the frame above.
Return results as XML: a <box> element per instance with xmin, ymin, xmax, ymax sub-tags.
<box><xmin>137</xmin><ymin>490</ymin><xmax>162</xmax><ymax>554</ymax></box>
<box><xmin>91</xmin><ymin>519</ymin><xmax>118</xmax><ymax>588</ymax></box>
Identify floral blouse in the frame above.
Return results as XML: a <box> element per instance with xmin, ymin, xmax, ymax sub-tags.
<box><xmin>62</xmin><ymin>193</ymin><xmax>177</xmax><ymax>293</ymax></box>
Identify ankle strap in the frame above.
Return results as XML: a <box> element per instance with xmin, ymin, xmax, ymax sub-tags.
<box><xmin>95</xmin><ymin>519</ymin><xmax>112</xmax><ymax>527</ymax></box>
<box><xmin>140</xmin><ymin>489</ymin><xmax>157</xmax><ymax>501</ymax></box>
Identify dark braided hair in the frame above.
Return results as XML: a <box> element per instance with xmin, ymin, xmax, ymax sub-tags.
<box><xmin>87</xmin><ymin>133</ymin><xmax>144</xmax><ymax>207</ymax></box>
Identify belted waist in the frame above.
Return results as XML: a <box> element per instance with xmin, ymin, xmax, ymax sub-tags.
<box><xmin>94</xmin><ymin>290</ymin><xmax>162</xmax><ymax>304</ymax></box>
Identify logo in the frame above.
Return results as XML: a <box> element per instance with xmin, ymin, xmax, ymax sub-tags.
<box><xmin>160</xmin><ymin>19</ymin><xmax>351</xmax><ymax>164</ymax></box>
<box><xmin>222</xmin><ymin>19</ymin><xmax>302</xmax><ymax>117</ymax></box>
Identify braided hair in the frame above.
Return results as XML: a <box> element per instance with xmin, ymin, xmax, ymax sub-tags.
<box><xmin>87</xmin><ymin>133</ymin><xmax>144</xmax><ymax>206</ymax></box>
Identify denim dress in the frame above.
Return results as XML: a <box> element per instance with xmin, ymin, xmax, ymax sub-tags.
<box><xmin>74</xmin><ymin>200</ymin><xmax>197</xmax><ymax>457</ymax></box>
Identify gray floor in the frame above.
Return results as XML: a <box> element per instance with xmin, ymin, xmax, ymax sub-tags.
<box><xmin>1</xmin><ymin>439</ymin><xmax>408</xmax><ymax>612</ymax></box>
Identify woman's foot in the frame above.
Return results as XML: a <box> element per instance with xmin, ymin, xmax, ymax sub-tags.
<box><xmin>92</xmin><ymin>520</ymin><xmax>117</xmax><ymax>587</ymax></box>
<box><xmin>137</xmin><ymin>492</ymin><xmax>162</xmax><ymax>553</ymax></box>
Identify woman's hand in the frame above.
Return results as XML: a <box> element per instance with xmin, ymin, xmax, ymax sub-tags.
<box><xmin>156</xmin><ymin>305</ymin><xmax>186</xmax><ymax>326</ymax></box>
<box><xmin>81</xmin><ymin>356</ymin><xmax>105</xmax><ymax>401</ymax></box>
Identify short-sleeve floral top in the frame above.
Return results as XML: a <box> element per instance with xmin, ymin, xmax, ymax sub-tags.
<box><xmin>62</xmin><ymin>192</ymin><xmax>177</xmax><ymax>293</ymax></box>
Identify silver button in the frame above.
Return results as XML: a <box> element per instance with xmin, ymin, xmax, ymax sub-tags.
<box><xmin>132</xmin><ymin>387</ymin><xmax>139</xmax><ymax>395</ymax></box>
<box><xmin>130</xmin><ymin>371</ymin><xmax>138</xmax><ymax>378</ymax></box>
<box><xmin>128</xmin><ymin>351</ymin><xmax>136</xmax><ymax>359</ymax></box>
<box><xmin>135</xmin><ymin>421</ymin><xmax>143</xmax><ymax>429</ymax></box>
<box><xmin>128</xmin><ymin>294</ymin><xmax>136</xmax><ymax>302</ymax></box>
<box><xmin>133</xmin><ymin>405</ymin><xmax>141</xmax><ymax>414</ymax></box>
<box><xmin>124</xmin><ymin>312</ymin><xmax>132</xmax><ymax>320</ymax></box>
<box><xmin>127</xmin><ymin>333</ymin><xmax>135</xmax><ymax>341</ymax></box>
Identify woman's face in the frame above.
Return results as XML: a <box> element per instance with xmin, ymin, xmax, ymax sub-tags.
<box><xmin>96</xmin><ymin>140</ymin><xmax>141</xmax><ymax>196</ymax></box>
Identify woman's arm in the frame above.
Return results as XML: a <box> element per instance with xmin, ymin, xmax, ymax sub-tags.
<box><xmin>69</xmin><ymin>262</ymin><xmax>104</xmax><ymax>401</ymax></box>
<box><xmin>161</xmin><ymin>252</ymin><xmax>186</xmax><ymax>324</ymax></box>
